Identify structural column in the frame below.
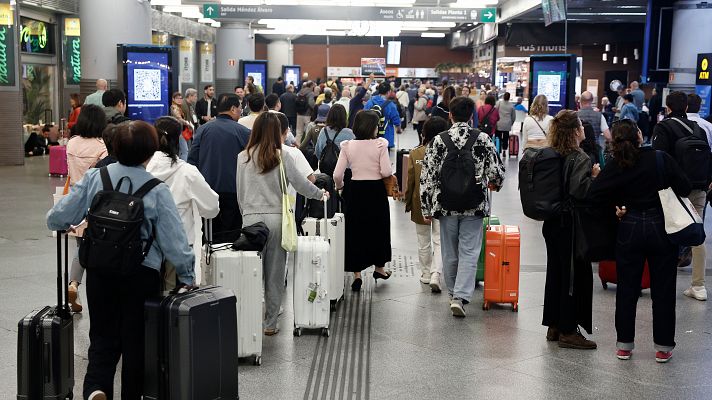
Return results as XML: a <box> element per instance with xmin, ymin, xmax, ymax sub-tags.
<box><xmin>79</xmin><ymin>0</ymin><xmax>152</xmax><ymax>97</ymax></box>
<box><xmin>266</xmin><ymin>39</ymin><xmax>292</xmax><ymax>92</ymax></box>
<box><xmin>215</xmin><ymin>23</ymin><xmax>254</xmax><ymax>96</ymax></box>
<box><xmin>0</xmin><ymin>0</ymin><xmax>23</xmax><ymax>165</ymax></box>
<box><xmin>669</xmin><ymin>0</ymin><xmax>712</xmax><ymax>91</ymax></box>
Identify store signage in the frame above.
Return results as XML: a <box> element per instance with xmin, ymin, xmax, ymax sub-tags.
<box><xmin>0</xmin><ymin>25</ymin><xmax>15</xmax><ymax>86</ymax></box>
<box><xmin>697</xmin><ymin>53</ymin><xmax>712</xmax><ymax>86</ymax></box>
<box><xmin>0</xmin><ymin>3</ymin><xmax>13</xmax><ymax>26</ymax></box>
<box><xmin>200</xmin><ymin>43</ymin><xmax>213</xmax><ymax>82</ymax></box>
<box><xmin>179</xmin><ymin>39</ymin><xmax>194</xmax><ymax>83</ymax></box>
<box><xmin>204</xmin><ymin>4</ymin><xmax>496</xmax><ymax>23</ymax></box>
<box><xmin>361</xmin><ymin>58</ymin><xmax>386</xmax><ymax>76</ymax></box>
<box><xmin>20</xmin><ymin>18</ymin><xmax>54</xmax><ymax>54</ymax></box>
<box><xmin>64</xmin><ymin>18</ymin><xmax>80</xmax><ymax>85</ymax></box>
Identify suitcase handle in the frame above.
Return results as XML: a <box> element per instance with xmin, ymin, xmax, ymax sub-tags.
<box><xmin>56</xmin><ymin>232</ymin><xmax>71</xmax><ymax>318</ymax></box>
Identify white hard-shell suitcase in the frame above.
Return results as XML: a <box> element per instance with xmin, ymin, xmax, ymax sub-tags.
<box><xmin>201</xmin><ymin>219</ymin><xmax>263</xmax><ymax>365</ymax></box>
<box><xmin>301</xmin><ymin>213</ymin><xmax>345</xmax><ymax>311</ymax></box>
<box><xmin>293</xmin><ymin>200</ymin><xmax>331</xmax><ymax>337</ymax></box>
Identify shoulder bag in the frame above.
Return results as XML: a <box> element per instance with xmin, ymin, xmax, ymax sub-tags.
<box><xmin>279</xmin><ymin>154</ymin><xmax>298</xmax><ymax>252</ymax></box>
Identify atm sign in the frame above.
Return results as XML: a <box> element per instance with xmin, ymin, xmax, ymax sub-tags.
<box><xmin>697</xmin><ymin>53</ymin><xmax>712</xmax><ymax>85</ymax></box>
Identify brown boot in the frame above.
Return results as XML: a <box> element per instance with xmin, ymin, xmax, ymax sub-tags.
<box><xmin>546</xmin><ymin>326</ymin><xmax>560</xmax><ymax>341</ymax></box>
<box><xmin>558</xmin><ymin>329</ymin><xmax>597</xmax><ymax>350</ymax></box>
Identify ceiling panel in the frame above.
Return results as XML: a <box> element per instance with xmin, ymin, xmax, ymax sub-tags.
<box><xmin>512</xmin><ymin>0</ymin><xmax>648</xmax><ymax>23</ymax></box>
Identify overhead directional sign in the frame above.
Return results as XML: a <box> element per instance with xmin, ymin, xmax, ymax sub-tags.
<box><xmin>202</xmin><ymin>4</ymin><xmax>497</xmax><ymax>23</ymax></box>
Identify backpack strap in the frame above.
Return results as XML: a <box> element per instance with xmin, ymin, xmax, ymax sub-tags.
<box><xmin>462</xmin><ymin>131</ymin><xmax>479</xmax><ymax>152</ymax></box>
<box><xmin>133</xmin><ymin>178</ymin><xmax>163</xmax><ymax>199</ymax></box>
<box><xmin>440</xmin><ymin>132</ymin><xmax>457</xmax><ymax>152</ymax></box>
<box><xmin>99</xmin><ymin>167</ymin><xmax>113</xmax><ymax>191</ymax></box>
<box><xmin>670</xmin><ymin>117</ymin><xmax>694</xmax><ymax>135</ymax></box>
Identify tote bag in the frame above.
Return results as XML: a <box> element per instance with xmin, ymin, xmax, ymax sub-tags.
<box><xmin>656</xmin><ymin>151</ymin><xmax>705</xmax><ymax>246</ymax></box>
<box><xmin>279</xmin><ymin>155</ymin><xmax>298</xmax><ymax>252</ymax></box>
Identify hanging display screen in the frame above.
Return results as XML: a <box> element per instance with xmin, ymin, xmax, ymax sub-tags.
<box><xmin>20</xmin><ymin>17</ymin><xmax>55</xmax><ymax>55</ymax></box>
<box><xmin>118</xmin><ymin>45</ymin><xmax>177</xmax><ymax>123</ymax></box>
<box><xmin>240</xmin><ymin>60</ymin><xmax>267</xmax><ymax>91</ymax></box>
<box><xmin>529</xmin><ymin>55</ymin><xmax>576</xmax><ymax>116</ymax></box>
<box><xmin>282</xmin><ymin>65</ymin><xmax>300</xmax><ymax>87</ymax></box>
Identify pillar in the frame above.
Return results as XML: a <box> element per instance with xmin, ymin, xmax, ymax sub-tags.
<box><xmin>266</xmin><ymin>39</ymin><xmax>292</xmax><ymax>93</ymax></box>
<box><xmin>0</xmin><ymin>0</ymin><xmax>23</xmax><ymax>165</ymax></box>
<box><xmin>669</xmin><ymin>0</ymin><xmax>712</xmax><ymax>91</ymax></box>
<box><xmin>215</xmin><ymin>23</ymin><xmax>254</xmax><ymax>96</ymax></box>
<box><xmin>79</xmin><ymin>0</ymin><xmax>152</xmax><ymax>97</ymax></box>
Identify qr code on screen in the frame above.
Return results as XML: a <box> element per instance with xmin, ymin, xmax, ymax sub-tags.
<box><xmin>133</xmin><ymin>69</ymin><xmax>161</xmax><ymax>101</ymax></box>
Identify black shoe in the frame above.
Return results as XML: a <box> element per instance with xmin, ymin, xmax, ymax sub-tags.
<box><xmin>373</xmin><ymin>271</ymin><xmax>392</xmax><ymax>282</ymax></box>
<box><xmin>351</xmin><ymin>278</ymin><xmax>363</xmax><ymax>291</ymax></box>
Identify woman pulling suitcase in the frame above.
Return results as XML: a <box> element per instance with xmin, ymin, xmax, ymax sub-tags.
<box><xmin>237</xmin><ymin>112</ymin><xmax>327</xmax><ymax>336</ymax></box>
<box><xmin>333</xmin><ymin>110</ymin><xmax>398</xmax><ymax>291</ymax></box>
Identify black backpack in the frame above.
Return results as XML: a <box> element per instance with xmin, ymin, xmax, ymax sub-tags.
<box><xmin>669</xmin><ymin>118</ymin><xmax>712</xmax><ymax>189</ymax></box>
<box><xmin>478</xmin><ymin>106</ymin><xmax>495</xmax><ymax>134</ymax></box>
<box><xmin>318</xmin><ymin>128</ymin><xmax>340</xmax><ymax>176</ymax></box>
<box><xmin>295</xmin><ymin>92</ymin><xmax>309</xmax><ymax>114</ymax></box>
<box><xmin>519</xmin><ymin>147</ymin><xmax>572</xmax><ymax>221</ymax></box>
<box><xmin>439</xmin><ymin>131</ymin><xmax>484</xmax><ymax>212</ymax></box>
<box><xmin>78</xmin><ymin>167</ymin><xmax>162</xmax><ymax>275</ymax></box>
<box><xmin>371</xmin><ymin>100</ymin><xmax>392</xmax><ymax>137</ymax></box>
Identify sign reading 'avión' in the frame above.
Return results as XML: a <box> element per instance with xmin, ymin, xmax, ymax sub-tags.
<box><xmin>203</xmin><ymin>4</ymin><xmax>497</xmax><ymax>23</ymax></box>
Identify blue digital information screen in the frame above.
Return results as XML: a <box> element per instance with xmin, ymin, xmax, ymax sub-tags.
<box><xmin>126</xmin><ymin>51</ymin><xmax>170</xmax><ymax>123</ymax></box>
<box><xmin>243</xmin><ymin>62</ymin><xmax>267</xmax><ymax>91</ymax></box>
<box><xmin>283</xmin><ymin>66</ymin><xmax>301</xmax><ymax>87</ymax></box>
<box><xmin>531</xmin><ymin>60</ymin><xmax>569</xmax><ymax>116</ymax></box>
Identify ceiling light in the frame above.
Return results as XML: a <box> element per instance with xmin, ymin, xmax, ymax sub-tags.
<box><xmin>400</xmin><ymin>27</ymin><xmax>428</xmax><ymax>31</ymax></box>
<box><xmin>613</xmin><ymin>56</ymin><xmax>618</xmax><ymax>64</ymax></box>
<box><xmin>150</xmin><ymin>0</ymin><xmax>180</xmax><ymax>5</ymax></box>
<box><xmin>602</xmin><ymin>53</ymin><xmax>607</xmax><ymax>61</ymax></box>
<box><xmin>605</xmin><ymin>44</ymin><xmax>610</xmax><ymax>52</ymax></box>
<box><xmin>421</xmin><ymin>32</ymin><xmax>445</xmax><ymax>38</ymax></box>
<box><xmin>448</xmin><ymin>0</ymin><xmax>499</xmax><ymax>8</ymax></box>
<box><xmin>623</xmin><ymin>57</ymin><xmax>628</xmax><ymax>65</ymax></box>
<box><xmin>568</xmin><ymin>12</ymin><xmax>646</xmax><ymax>16</ymax></box>
<box><xmin>634</xmin><ymin>48</ymin><xmax>639</xmax><ymax>60</ymax></box>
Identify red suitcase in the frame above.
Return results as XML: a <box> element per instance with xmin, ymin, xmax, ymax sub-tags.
<box><xmin>49</xmin><ymin>145</ymin><xmax>68</xmax><ymax>177</ymax></box>
<box><xmin>508</xmin><ymin>135</ymin><xmax>519</xmax><ymax>158</ymax></box>
<box><xmin>598</xmin><ymin>260</ymin><xmax>651</xmax><ymax>290</ymax></box>
<box><xmin>482</xmin><ymin>225</ymin><xmax>521</xmax><ymax>312</ymax></box>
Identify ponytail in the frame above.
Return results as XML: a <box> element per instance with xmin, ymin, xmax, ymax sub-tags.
<box><xmin>153</xmin><ymin>116</ymin><xmax>182</xmax><ymax>165</ymax></box>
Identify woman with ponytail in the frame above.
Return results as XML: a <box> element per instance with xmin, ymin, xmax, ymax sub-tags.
<box><xmin>147</xmin><ymin>116</ymin><xmax>219</xmax><ymax>290</ymax></box>
<box><xmin>542</xmin><ymin>109</ymin><xmax>601</xmax><ymax>350</ymax></box>
<box><xmin>588</xmin><ymin>119</ymin><xmax>691</xmax><ymax>363</ymax></box>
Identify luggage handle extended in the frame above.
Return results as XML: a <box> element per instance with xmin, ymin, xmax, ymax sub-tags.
<box><xmin>56</xmin><ymin>232</ymin><xmax>70</xmax><ymax>318</ymax></box>
<box><xmin>316</xmin><ymin>197</ymin><xmax>329</xmax><ymax>241</ymax></box>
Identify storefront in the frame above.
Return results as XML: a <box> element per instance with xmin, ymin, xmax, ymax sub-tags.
<box><xmin>495</xmin><ymin>56</ymin><xmax>529</xmax><ymax>99</ymax></box>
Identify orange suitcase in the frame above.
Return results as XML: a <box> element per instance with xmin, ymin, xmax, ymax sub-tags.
<box><xmin>482</xmin><ymin>225</ymin><xmax>520</xmax><ymax>312</ymax></box>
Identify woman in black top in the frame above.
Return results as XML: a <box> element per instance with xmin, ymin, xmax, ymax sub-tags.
<box><xmin>430</xmin><ymin>86</ymin><xmax>456</xmax><ymax>125</ymax></box>
<box><xmin>542</xmin><ymin>110</ymin><xmax>600</xmax><ymax>350</ymax></box>
<box><xmin>588</xmin><ymin>119</ymin><xmax>691</xmax><ymax>363</ymax></box>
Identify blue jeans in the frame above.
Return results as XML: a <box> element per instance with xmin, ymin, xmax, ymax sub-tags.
<box><xmin>439</xmin><ymin>215</ymin><xmax>483</xmax><ymax>303</ymax></box>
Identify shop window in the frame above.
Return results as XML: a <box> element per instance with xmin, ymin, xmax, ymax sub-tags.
<box><xmin>22</xmin><ymin>64</ymin><xmax>55</xmax><ymax>124</ymax></box>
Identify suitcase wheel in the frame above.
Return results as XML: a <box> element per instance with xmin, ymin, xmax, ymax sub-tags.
<box><xmin>482</xmin><ymin>302</ymin><xmax>490</xmax><ymax>311</ymax></box>
<box><xmin>330</xmin><ymin>300</ymin><xmax>337</xmax><ymax>312</ymax></box>
<box><xmin>602</xmin><ymin>282</ymin><xmax>608</xmax><ymax>290</ymax></box>
<box><xmin>322</xmin><ymin>328</ymin><xmax>330</xmax><ymax>337</ymax></box>
<box><xmin>512</xmin><ymin>303</ymin><xmax>518</xmax><ymax>312</ymax></box>
<box><xmin>253</xmin><ymin>355</ymin><xmax>262</xmax><ymax>366</ymax></box>
<box><xmin>293</xmin><ymin>327</ymin><xmax>302</xmax><ymax>337</ymax></box>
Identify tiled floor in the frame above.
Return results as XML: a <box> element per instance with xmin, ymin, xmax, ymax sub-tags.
<box><xmin>2</xmin><ymin>127</ymin><xmax>712</xmax><ymax>399</ymax></box>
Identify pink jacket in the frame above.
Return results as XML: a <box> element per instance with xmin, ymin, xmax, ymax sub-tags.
<box><xmin>333</xmin><ymin>138</ymin><xmax>391</xmax><ymax>189</ymax></box>
<box><xmin>66</xmin><ymin>136</ymin><xmax>107</xmax><ymax>185</ymax></box>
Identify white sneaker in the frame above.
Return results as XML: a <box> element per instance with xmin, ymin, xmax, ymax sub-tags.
<box><xmin>419</xmin><ymin>272</ymin><xmax>430</xmax><ymax>284</ymax></box>
<box><xmin>683</xmin><ymin>286</ymin><xmax>708</xmax><ymax>301</ymax></box>
<box><xmin>450</xmin><ymin>299</ymin><xmax>466</xmax><ymax>317</ymax></box>
<box><xmin>429</xmin><ymin>272</ymin><xmax>442</xmax><ymax>293</ymax></box>
<box><xmin>88</xmin><ymin>390</ymin><xmax>107</xmax><ymax>400</ymax></box>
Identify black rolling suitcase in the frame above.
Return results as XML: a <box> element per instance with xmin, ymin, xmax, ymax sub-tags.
<box><xmin>17</xmin><ymin>233</ymin><xmax>74</xmax><ymax>400</ymax></box>
<box><xmin>144</xmin><ymin>286</ymin><xmax>239</xmax><ymax>400</ymax></box>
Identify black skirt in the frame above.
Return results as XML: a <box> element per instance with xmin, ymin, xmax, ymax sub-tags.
<box><xmin>343</xmin><ymin>179</ymin><xmax>391</xmax><ymax>272</ymax></box>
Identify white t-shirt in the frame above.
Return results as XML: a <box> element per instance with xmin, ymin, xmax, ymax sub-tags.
<box><xmin>522</xmin><ymin>115</ymin><xmax>554</xmax><ymax>143</ymax></box>
<box><xmin>281</xmin><ymin>144</ymin><xmax>313</xmax><ymax>179</ymax></box>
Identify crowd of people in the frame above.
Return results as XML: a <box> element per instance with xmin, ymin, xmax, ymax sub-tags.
<box><xmin>42</xmin><ymin>69</ymin><xmax>712</xmax><ymax>398</ymax></box>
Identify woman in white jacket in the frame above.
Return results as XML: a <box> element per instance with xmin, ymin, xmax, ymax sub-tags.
<box><xmin>147</xmin><ymin>116</ymin><xmax>219</xmax><ymax>289</ymax></box>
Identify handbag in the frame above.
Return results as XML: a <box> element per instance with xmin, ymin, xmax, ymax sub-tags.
<box><xmin>383</xmin><ymin>175</ymin><xmax>399</xmax><ymax>198</ymax></box>
<box><xmin>655</xmin><ymin>151</ymin><xmax>705</xmax><ymax>246</ymax></box>
<box><xmin>279</xmin><ymin>154</ymin><xmax>298</xmax><ymax>252</ymax></box>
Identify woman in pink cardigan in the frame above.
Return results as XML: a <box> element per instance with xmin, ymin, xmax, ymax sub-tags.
<box><xmin>333</xmin><ymin>110</ymin><xmax>396</xmax><ymax>291</ymax></box>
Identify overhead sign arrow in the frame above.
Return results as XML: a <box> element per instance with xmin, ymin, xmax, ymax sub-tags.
<box><xmin>480</xmin><ymin>7</ymin><xmax>496</xmax><ymax>23</ymax></box>
<box><xmin>203</xmin><ymin>4</ymin><xmax>218</xmax><ymax>18</ymax></box>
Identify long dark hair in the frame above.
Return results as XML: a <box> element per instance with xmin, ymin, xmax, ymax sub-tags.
<box><xmin>244</xmin><ymin>112</ymin><xmax>283</xmax><ymax>173</ymax></box>
<box><xmin>611</xmin><ymin>119</ymin><xmax>640</xmax><ymax>168</ymax></box>
<box><xmin>352</xmin><ymin>110</ymin><xmax>379</xmax><ymax>140</ymax></box>
<box><xmin>326</xmin><ymin>104</ymin><xmax>347</xmax><ymax>132</ymax></box>
<box><xmin>154</xmin><ymin>116</ymin><xmax>182</xmax><ymax>165</ymax></box>
<box><xmin>441</xmin><ymin>86</ymin><xmax>456</xmax><ymax>108</ymax></box>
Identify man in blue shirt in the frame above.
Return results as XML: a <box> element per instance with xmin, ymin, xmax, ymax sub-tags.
<box><xmin>188</xmin><ymin>94</ymin><xmax>251</xmax><ymax>242</ymax></box>
<box><xmin>364</xmin><ymin>82</ymin><xmax>402</xmax><ymax>148</ymax></box>
<box><xmin>619</xmin><ymin>94</ymin><xmax>640</xmax><ymax>122</ymax></box>
<box><xmin>630</xmin><ymin>81</ymin><xmax>645</xmax><ymax>111</ymax></box>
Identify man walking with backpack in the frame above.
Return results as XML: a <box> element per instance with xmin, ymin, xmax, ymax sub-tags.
<box><xmin>652</xmin><ymin>91</ymin><xmax>712</xmax><ymax>301</ymax></box>
<box><xmin>365</xmin><ymin>82</ymin><xmax>402</xmax><ymax>149</ymax></box>
<box><xmin>420</xmin><ymin>96</ymin><xmax>505</xmax><ymax>317</ymax></box>
<box><xmin>296</xmin><ymin>81</ymin><xmax>317</xmax><ymax>144</ymax></box>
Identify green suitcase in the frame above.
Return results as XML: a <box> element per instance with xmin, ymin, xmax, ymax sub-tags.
<box><xmin>476</xmin><ymin>215</ymin><xmax>500</xmax><ymax>284</ymax></box>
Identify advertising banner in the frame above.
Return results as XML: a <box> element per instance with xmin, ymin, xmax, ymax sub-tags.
<box><xmin>64</xmin><ymin>18</ymin><xmax>80</xmax><ymax>85</ymax></box>
<box><xmin>361</xmin><ymin>58</ymin><xmax>386</xmax><ymax>76</ymax></box>
<box><xmin>0</xmin><ymin>23</ymin><xmax>15</xmax><ymax>86</ymax></box>
<box><xmin>327</xmin><ymin>66</ymin><xmax>361</xmax><ymax>77</ymax></box>
<box><xmin>200</xmin><ymin>43</ymin><xmax>214</xmax><ymax>83</ymax></box>
<box><xmin>179</xmin><ymin>39</ymin><xmax>194</xmax><ymax>83</ymax></box>
<box><xmin>696</xmin><ymin>85</ymin><xmax>711</xmax><ymax>119</ymax></box>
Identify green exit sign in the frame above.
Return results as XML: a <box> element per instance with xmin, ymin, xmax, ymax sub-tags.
<box><xmin>480</xmin><ymin>7</ymin><xmax>496</xmax><ymax>23</ymax></box>
<box><xmin>203</xmin><ymin>3</ymin><xmax>219</xmax><ymax>18</ymax></box>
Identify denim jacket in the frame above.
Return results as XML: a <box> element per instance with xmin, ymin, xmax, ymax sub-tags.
<box><xmin>46</xmin><ymin>163</ymin><xmax>196</xmax><ymax>284</ymax></box>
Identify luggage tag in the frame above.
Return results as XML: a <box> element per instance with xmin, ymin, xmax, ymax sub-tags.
<box><xmin>308</xmin><ymin>283</ymin><xmax>318</xmax><ymax>302</ymax></box>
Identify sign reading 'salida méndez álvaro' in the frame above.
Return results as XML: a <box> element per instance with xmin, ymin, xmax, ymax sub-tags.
<box><xmin>65</xmin><ymin>18</ymin><xmax>80</xmax><ymax>85</ymax></box>
<box><xmin>203</xmin><ymin>4</ymin><xmax>496</xmax><ymax>23</ymax></box>
<box><xmin>0</xmin><ymin>2</ymin><xmax>16</xmax><ymax>86</ymax></box>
